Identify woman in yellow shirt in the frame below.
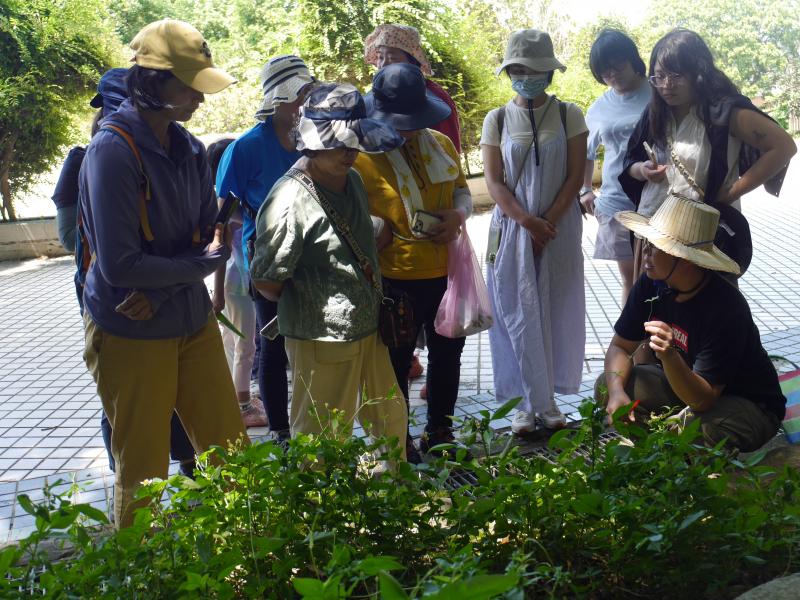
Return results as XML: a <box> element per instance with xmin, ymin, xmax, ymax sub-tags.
<box><xmin>355</xmin><ymin>63</ymin><xmax>473</xmax><ymax>463</ymax></box>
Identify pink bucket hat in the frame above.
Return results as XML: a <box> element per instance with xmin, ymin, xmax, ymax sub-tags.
<box><xmin>364</xmin><ymin>24</ymin><xmax>432</xmax><ymax>76</ymax></box>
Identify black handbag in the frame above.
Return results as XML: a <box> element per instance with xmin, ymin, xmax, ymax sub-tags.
<box><xmin>285</xmin><ymin>168</ymin><xmax>417</xmax><ymax>349</ymax></box>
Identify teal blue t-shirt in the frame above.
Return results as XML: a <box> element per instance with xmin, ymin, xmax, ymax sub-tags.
<box><xmin>250</xmin><ymin>170</ymin><xmax>381</xmax><ymax>342</ymax></box>
<box><xmin>215</xmin><ymin>118</ymin><xmax>300</xmax><ymax>270</ymax></box>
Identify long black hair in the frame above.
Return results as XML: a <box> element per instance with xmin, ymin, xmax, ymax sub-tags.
<box><xmin>125</xmin><ymin>65</ymin><xmax>177</xmax><ymax>111</ymax></box>
<box><xmin>648</xmin><ymin>29</ymin><xmax>739</xmax><ymax>144</ymax></box>
<box><xmin>589</xmin><ymin>28</ymin><xmax>646</xmax><ymax>84</ymax></box>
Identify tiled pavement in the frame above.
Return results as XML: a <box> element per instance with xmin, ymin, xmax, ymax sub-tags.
<box><xmin>1</xmin><ymin>170</ymin><xmax>799</xmax><ymax>542</ymax></box>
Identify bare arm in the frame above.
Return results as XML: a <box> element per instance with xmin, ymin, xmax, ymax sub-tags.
<box><xmin>604</xmin><ymin>334</ymin><xmax>641</xmax><ymax>419</ymax></box>
<box><xmin>580</xmin><ymin>159</ymin><xmax>596</xmax><ymax>216</ymax></box>
<box><xmin>722</xmin><ymin>108</ymin><xmax>798</xmax><ymax>203</ymax></box>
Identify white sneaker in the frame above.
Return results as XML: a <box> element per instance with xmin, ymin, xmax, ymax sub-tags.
<box><xmin>511</xmin><ymin>410</ymin><xmax>537</xmax><ymax>435</ymax></box>
<box><xmin>540</xmin><ymin>407</ymin><xmax>567</xmax><ymax>430</ymax></box>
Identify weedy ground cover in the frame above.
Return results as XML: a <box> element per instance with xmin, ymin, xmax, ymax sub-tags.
<box><xmin>2</xmin><ymin>400</ymin><xmax>798</xmax><ymax>599</ymax></box>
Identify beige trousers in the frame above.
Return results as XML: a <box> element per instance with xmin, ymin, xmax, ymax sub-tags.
<box><xmin>284</xmin><ymin>332</ymin><xmax>408</xmax><ymax>459</ymax></box>
<box><xmin>83</xmin><ymin>313</ymin><xmax>247</xmax><ymax>528</ymax></box>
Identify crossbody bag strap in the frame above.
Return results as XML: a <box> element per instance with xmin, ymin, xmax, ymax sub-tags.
<box><xmin>285</xmin><ymin>168</ymin><xmax>385</xmax><ymax>299</ymax></box>
<box><xmin>101</xmin><ymin>125</ymin><xmax>155</xmax><ymax>242</ymax></box>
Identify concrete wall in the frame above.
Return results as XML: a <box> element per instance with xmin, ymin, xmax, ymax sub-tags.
<box><xmin>0</xmin><ymin>218</ymin><xmax>68</xmax><ymax>262</ymax></box>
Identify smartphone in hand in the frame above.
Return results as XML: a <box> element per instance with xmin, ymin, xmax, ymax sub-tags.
<box><xmin>642</xmin><ymin>141</ymin><xmax>658</xmax><ymax>166</ymax></box>
<box><xmin>215</xmin><ymin>191</ymin><xmax>240</xmax><ymax>226</ymax></box>
<box><xmin>410</xmin><ymin>210</ymin><xmax>444</xmax><ymax>236</ymax></box>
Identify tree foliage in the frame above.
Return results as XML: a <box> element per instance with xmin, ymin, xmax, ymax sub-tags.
<box><xmin>2</xmin><ymin>0</ymin><xmax>798</xmax><ymax>220</ymax></box>
<box><xmin>0</xmin><ymin>0</ymin><xmax>117</xmax><ymax>220</ymax></box>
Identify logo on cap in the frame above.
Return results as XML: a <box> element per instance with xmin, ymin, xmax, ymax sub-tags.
<box><xmin>201</xmin><ymin>41</ymin><xmax>212</xmax><ymax>59</ymax></box>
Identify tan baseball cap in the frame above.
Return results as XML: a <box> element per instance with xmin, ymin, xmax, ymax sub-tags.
<box><xmin>130</xmin><ymin>19</ymin><xmax>236</xmax><ymax>94</ymax></box>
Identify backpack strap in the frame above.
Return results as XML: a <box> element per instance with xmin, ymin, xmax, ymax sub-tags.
<box><xmin>496</xmin><ymin>106</ymin><xmax>505</xmax><ymax>141</ymax></box>
<box><xmin>101</xmin><ymin>125</ymin><xmax>155</xmax><ymax>242</ymax></box>
<box><xmin>557</xmin><ymin>97</ymin><xmax>567</xmax><ymax>133</ymax></box>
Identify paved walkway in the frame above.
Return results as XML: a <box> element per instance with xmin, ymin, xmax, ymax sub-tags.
<box><xmin>1</xmin><ymin>168</ymin><xmax>799</xmax><ymax>541</ymax></box>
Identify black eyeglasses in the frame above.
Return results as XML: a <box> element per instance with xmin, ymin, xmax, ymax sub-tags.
<box><xmin>648</xmin><ymin>72</ymin><xmax>686</xmax><ymax>88</ymax></box>
<box><xmin>601</xmin><ymin>62</ymin><xmax>628</xmax><ymax>78</ymax></box>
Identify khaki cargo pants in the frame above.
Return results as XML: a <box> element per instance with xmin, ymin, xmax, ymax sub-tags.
<box><xmin>595</xmin><ymin>364</ymin><xmax>780</xmax><ymax>452</ymax></box>
<box><xmin>83</xmin><ymin>313</ymin><xmax>247</xmax><ymax>528</ymax></box>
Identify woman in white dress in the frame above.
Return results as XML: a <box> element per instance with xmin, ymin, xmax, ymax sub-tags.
<box><xmin>481</xmin><ymin>30</ymin><xmax>588</xmax><ymax>434</ymax></box>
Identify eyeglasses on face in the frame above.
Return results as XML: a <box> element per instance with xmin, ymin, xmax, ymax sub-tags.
<box><xmin>648</xmin><ymin>72</ymin><xmax>686</xmax><ymax>88</ymax></box>
<box><xmin>601</xmin><ymin>61</ymin><xmax>628</xmax><ymax>78</ymax></box>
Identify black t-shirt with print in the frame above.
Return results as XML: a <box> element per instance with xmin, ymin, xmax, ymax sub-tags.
<box><xmin>614</xmin><ymin>274</ymin><xmax>786</xmax><ymax>420</ymax></box>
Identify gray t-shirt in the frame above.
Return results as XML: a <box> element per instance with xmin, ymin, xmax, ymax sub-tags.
<box><xmin>586</xmin><ymin>82</ymin><xmax>651</xmax><ymax>217</ymax></box>
<box><xmin>250</xmin><ymin>170</ymin><xmax>381</xmax><ymax>342</ymax></box>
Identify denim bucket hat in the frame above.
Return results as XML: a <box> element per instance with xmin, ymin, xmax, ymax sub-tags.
<box><xmin>90</xmin><ymin>68</ymin><xmax>129</xmax><ymax>116</ymax></box>
<box><xmin>365</xmin><ymin>63</ymin><xmax>451</xmax><ymax>130</ymax></box>
<box><xmin>296</xmin><ymin>83</ymin><xmax>404</xmax><ymax>153</ymax></box>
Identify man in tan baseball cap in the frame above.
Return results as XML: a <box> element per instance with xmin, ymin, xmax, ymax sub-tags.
<box><xmin>130</xmin><ymin>19</ymin><xmax>236</xmax><ymax>94</ymax></box>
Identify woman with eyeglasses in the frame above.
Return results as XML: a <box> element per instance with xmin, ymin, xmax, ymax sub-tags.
<box><xmin>619</xmin><ymin>28</ymin><xmax>795</xmax><ymax>276</ymax></box>
<box><xmin>582</xmin><ymin>29</ymin><xmax>651</xmax><ymax>303</ymax></box>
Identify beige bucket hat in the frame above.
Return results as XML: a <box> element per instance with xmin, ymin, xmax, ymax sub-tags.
<box><xmin>496</xmin><ymin>29</ymin><xmax>566</xmax><ymax>75</ymax></box>
<box><xmin>615</xmin><ymin>193</ymin><xmax>741</xmax><ymax>275</ymax></box>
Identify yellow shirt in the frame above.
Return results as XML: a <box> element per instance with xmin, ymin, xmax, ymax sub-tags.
<box><xmin>354</xmin><ymin>129</ymin><xmax>467</xmax><ymax>280</ymax></box>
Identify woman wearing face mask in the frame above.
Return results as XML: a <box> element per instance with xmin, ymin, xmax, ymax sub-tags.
<box><xmin>481</xmin><ymin>29</ymin><xmax>588</xmax><ymax>435</ymax></box>
<box><xmin>620</xmin><ymin>29</ymin><xmax>796</xmax><ymax>277</ymax></box>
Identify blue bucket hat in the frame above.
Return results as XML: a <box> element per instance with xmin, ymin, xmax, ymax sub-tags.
<box><xmin>296</xmin><ymin>83</ymin><xmax>404</xmax><ymax>154</ymax></box>
<box><xmin>365</xmin><ymin>63</ymin><xmax>451</xmax><ymax>131</ymax></box>
<box><xmin>90</xmin><ymin>68</ymin><xmax>129</xmax><ymax>117</ymax></box>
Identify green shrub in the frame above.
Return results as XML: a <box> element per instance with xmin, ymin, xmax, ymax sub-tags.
<box><xmin>2</xmin><ymin>401</ymin><xmax>799</xmax><ymax>598</ymax></box>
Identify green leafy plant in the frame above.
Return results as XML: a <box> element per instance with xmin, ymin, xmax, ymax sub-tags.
<box><xmin>1</xmin><ymin>403</ymin><xmax>799</xmax><ymax>598</ymax></box>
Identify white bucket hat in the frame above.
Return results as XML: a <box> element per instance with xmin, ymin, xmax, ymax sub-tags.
<box><xmin>255</xmin><ymin>55</ymin><xmax>315</xmax><ymax>120</ymax></box>
<box><xmin>496</xmin><ymin>29</ymin><xmax>566</xmax><ymax>75</ymax></box>
<box><xmin>615</xmin><ymin>193</ymin><xmax>741</xmax><ymax>275</ymax></box>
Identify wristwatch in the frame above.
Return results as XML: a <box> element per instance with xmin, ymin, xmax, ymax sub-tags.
<box><xmin>579</xmin><ymin>186</ymin><xmax>593</xmax><ymax>197</ymax></box>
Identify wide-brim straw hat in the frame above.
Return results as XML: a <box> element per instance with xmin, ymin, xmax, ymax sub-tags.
<box><xmin>496</xmin><ymin>29</ymin><xmax>566</xmax><ymax>75</ymax></box>
<box><xmin>296</xmin><ymin>83</ymin><xmax>404</xmax><ymax>154</ymax></box>
<box><xmin>255</xmin><ymin>55</ymin><xmax>315</xmax><ymax>120</ymax></box>
<box><xmin>615</xmin><ymin>193</ymin><xmax>741</xmax><ymax>275</ymax></box>
<box><xmin>365</xmin><ymin>63</ymin><xmax>451</xmax><ymax>131</ymax></box>
<box><xmin>364</xmin><ymin>24</ymin><xmax>432</xmax><ymax>76</ymax></box>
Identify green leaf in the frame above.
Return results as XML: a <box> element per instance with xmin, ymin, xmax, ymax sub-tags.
<box><xmin>430</xmin><ymin>574</ymin><xmax>519</xmax><ymax>599</ymax></box>
<box><xmin>571</xmin><ymin>492</ymin><xmax>604</xmax><ymax>517</ymax></box>
<box><xmin>379</xmin><ymin>571</ymin><xmax>409</xmax><ymax>600</ymax></box>
<box><xmin>16</xmin><ymin>494</ymin><xmax>38</xmax><ymax>517</ymax></box>
<box><xmin>76</xmin><ymin>504</ymin><xmax>109</xmax><ymax>524</ymax></box>
<box><xmin>217</xmin><ymin>311</ymin><xmax>245</xmax><ymax>338</ymax></box>
<box><xmin>491</xmin><ymin>396</ymin><xmax>522</xmax><ymax>422</ymax></box>
<box><xmin>744</xmin><ymin>555</ymin><xmax>767</xmax><ymax>565</ymax></box>
<box><xmin>678</xmin><ymin>510</ymin><xmax>706</xmax><ymax>532</ymax></box>
<box><xmin>356</xmin><ymin>555</ymin><xmax>404</xmax><ymax>576</ymax></box>
<box><xmin>293</xmin><ymin>577</ymin><xmax>324</xmax><ymax>597</ymax></box>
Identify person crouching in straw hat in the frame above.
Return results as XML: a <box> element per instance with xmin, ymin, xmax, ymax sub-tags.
<box><xmin>78</xmin><ymin>19</ymin><xmax>247</xmax><ymax>528</ymax></box>
<box><xmin>250</xmin><ymin>83</ymin><xmax>409</xmax><ymax>460</ymax></box>
<box><xmin>215</xmin><ymin>55</ymin><xmax>316</xmax><ymax>443</ymax></box>
<box><xmin>596</xmin><ymin>193</ymin><xmax>786</xmax><ymax>452</ymax></box>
